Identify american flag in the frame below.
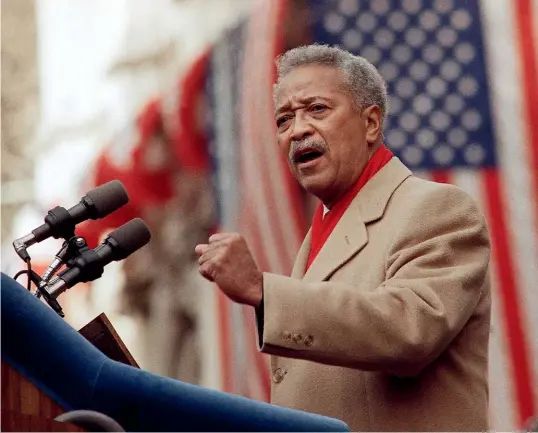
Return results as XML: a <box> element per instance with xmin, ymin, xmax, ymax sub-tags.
<box><xmin>187</xmin><ymin>0</ymin><xmax>538</xmax><ymax>429</ymax></box>
<box><xmin>306</xmin><ymin>0</ymin><xmax>538</xmax><ymax>429</ymax></box>
<box><xmin>200</xmin><ymin>0</ymin><xmax>306</xmax><ymax>402</ymax></box>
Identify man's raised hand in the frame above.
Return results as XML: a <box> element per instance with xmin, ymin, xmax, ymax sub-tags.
<box><xmin>195</xmin><ymin>233</ymin><xmax>263</xmax><ymax>307</ymax></box>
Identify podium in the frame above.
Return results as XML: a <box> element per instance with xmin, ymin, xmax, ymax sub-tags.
<box><xmin>1</xmin><ymin>361</ymin><xmax>85</xmax><ymax>431</ymax></box>
<box><xmin>1</xmin><ymin>273</ymin><xmax>349</xmax><ymax>432</ymax></box>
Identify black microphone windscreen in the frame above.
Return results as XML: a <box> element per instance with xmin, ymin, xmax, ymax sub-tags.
<box><xmin>86</xmin><ymin>180</ymin><xmax>129</xmax><ymax>218</ymax></box>
<box><xmin>107</xmin><ymin>218</ymin><xmax>151</xmax><ymax>260</ymax></box>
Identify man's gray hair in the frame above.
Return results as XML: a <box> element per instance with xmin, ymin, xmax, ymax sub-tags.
<box><xmin>274</xmin><ymin>44</ymin><xmax>388</xmax><ymax>122</ymax></box>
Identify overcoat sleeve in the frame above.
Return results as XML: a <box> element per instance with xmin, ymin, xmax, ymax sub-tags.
<box><xmin>256</xmin><ymin>185</ymin><xmax>490</xmax><ymax>377</ymax></box>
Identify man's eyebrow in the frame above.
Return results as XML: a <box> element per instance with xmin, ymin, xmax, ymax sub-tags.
<box><xmin>274</xmin><ymin>103</ymin><xmax>290</xmax><ymax>117</ymax></box>
<box><xmin>274</xmin><ymin>96</ymin><xmax>332</xmax><ymax>117</ymax></box>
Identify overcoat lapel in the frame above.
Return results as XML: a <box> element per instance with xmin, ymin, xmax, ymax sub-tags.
<box><xmin>291</xmin><ymin>230</ymin><xmax>311</xmax><ymax>279</ymax></box>
<box><xmin>303</xmin><ymin>200</ymin><xmax>367</xmax><ymax>282</ymax></box>
<box><xmin>290</xmin><ymin>158</ymin><xmax>413</xmax><ymax>282</ymax></box>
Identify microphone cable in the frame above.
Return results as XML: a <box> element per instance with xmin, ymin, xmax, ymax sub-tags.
<box><xmin>13</xmin><ymin>258</ymin><xmax>33</xmax><ymax>292</ymax></box>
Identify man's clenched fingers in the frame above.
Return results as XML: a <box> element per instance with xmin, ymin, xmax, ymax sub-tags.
<box><xmin>208</xmin><ymin>232</ymin><xmax>241</xmax><ymax>243</ymax></box>
<box><xmin>197</xmin><ymin>248</ymin><xmax>222</xmax><ymax>265</ymax></box>
<box><xmin>195</xmin><ymin>241</ymin><xmax>226</xmax><ymax>256</ymax></box>
<box><xmin>194</xmin><ymin>243</ymin><xmax>209</xmax><ymax>255</ymax></box>
<box><xmin>199</xmin><ymin>263</ymin><xmax>216</xmax><ymax>282</ymax></box>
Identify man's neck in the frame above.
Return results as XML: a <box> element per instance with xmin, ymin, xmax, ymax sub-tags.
<box><xmin>319</xmin><ymin>142</ymin><xmax>383</xmax><ymax>210</ymax></box>
<box><xmin>317</xmin><ymin>143</ymin><xmax>392</xmax><ymax>214</ymax></box>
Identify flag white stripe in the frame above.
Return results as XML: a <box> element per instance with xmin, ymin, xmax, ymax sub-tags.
<box><xmin>230</xmin><ymin>303</ymin><xmax>248</xmax><ymax>394</ymax></box>
<box><xmin>481</xmin><ymin>0</ymin><xmax>538</xmax><ymax>410</ymax></box>
<box><xmin>451</xmin><ymin>170</ymin><xmax>481</xmax><ymax>202</ymax></box>
<box><xmin>212</xmin><ymin>42</ymin><xmax>240</xmax><ymax>232</ymax></box>
<box><xmin>212</xmin><ymin>39</ymin><xmax>251</xmax><ymax>395</ymax></box>
<box><xmin>487</xmin><ymin>260</ymin><xmax>518</xmax><ymax>430</ymax></box>
<box><xmin>198</xmin><ymin>278</ymin><xmax>223</xmax><ymax>390</ymax></box>
<box><xmin>452</xmin><ymin>169</ymin><xmax>517</xmax><ymax>430</ymax></box>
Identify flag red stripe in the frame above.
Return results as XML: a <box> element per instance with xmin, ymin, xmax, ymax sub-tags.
<box><xmin>482</xmin><ymin>168</ymin><xmax>536</xmax><ymax>426</ymax></box>
<box><xmin>242</xmin><ymin>188</ymin><xmax>272</xmax><ymax>270</ymax></box>
<box><xmin>241</xmin><ymin>108</ymin><xmax>282</xmax><ymax>270</ymax></box>
<box><xmin>248</xmin><ymin>104</ymin><xmax>288</xmax><ymax>268</ymax></box>
<box><xmin>238</xmin><ymin>0</ymin><xmax>284</xmax><ymax>400</ymax></box>
<box><xmin>514</xmin><ymin>0</ymin><xmax>538</xmax><ymax>235</ymax></box>
<box><xmin>274</xmin><ymin>0</ymin><xmax>308</xmax><ymax>261</ymax></box>
<box><xmin>217</xmin><ymin>289</ymin><xmax>234</xmax><ymax>393</ymax></box>
<box><xmin>246</xmin><ymin>2</ymin><xmax>290</xmax><ymax>274</ymax></box>
<box><xmin>430</xmin><ymin>170</ymin><xmax>451</xmax><ymax>184</ymax></box>
<box><xmin>260</xmin><ymin>11</ymin><xmax>300</xmax><ymax>272</ymax></box>
<box><xmin>176</xmin><ymin>50</ymin><xmax>212</xmax><ymax>171</ymax></box>
<box><xmin>242</xmin><ymin>192</ymin><xmax>272</xmax><ymax>398</ymax></box>
<box><xmin>252</xmin><ymin>0</ymin><xmax>284</xmax><ymax>398</ymax></box>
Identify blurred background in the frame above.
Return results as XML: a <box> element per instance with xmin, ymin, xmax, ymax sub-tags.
<box><xmin>1</xmin><ymin>0</ymin><xmax>537</xmax><ymax>430</ymax></box>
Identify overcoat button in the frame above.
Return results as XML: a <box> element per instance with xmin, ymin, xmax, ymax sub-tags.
<box><xmin>272</xmin><ymin>368</ymin><xmax>285</xmax><ymax>383</ymax></box>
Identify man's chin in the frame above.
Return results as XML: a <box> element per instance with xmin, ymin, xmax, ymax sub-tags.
<box><xmin>298</xmin><ymin>175</ymin><xmax>330</xmax><ymax>198</ymax></box>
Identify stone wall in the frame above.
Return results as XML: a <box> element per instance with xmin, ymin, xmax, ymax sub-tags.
<box><xmin>1</xmin><ymin>0</ymin><xmax>39</xmax><ymax>240</ymax></box>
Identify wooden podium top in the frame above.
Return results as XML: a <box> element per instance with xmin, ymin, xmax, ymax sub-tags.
<box><xmin>78</xmin><ymin>313</ymin><xmax>139</xmax><ymax>368</ymax></box>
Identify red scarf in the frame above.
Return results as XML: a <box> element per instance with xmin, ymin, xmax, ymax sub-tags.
<box><xmin>305</xmin><ymin>145</ymin><xmax>393</xmax><ymax>271</ymax></box>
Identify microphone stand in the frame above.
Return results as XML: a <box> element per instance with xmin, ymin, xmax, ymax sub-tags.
<box><xmin>27</xmin><ymin>269</ymin><xmax>65</xmax><ymax>318</ymax></box>
<box><xmin>13</xmin><ymin>231</ymin><xmax>140</xmax><ymax>367</ymax></box>
<box><xmin>35</xmin><ymin>234</ymin><xmax>93</xmax><ymax>317</ymax></box>
<box><xmin>38</xmin><ymin>235</ymin><xmax>91</xmax><ymax>291</ymax></box>
<box><xmin>11</xmin><ymin>234</ymin><xmax>84</xmax><ymax>318</ymax></box>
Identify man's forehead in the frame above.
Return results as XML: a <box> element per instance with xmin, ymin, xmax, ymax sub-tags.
<box><xmin>277</xmin><ymin>68</ymin><xmax>342</xmax><ymax>93</ymax></box>
<box><xmin>275</xmin><ymin>94</ymin><xmax>333</xmax><ymax>114</ymax></box>
<box><xmin>275</xmin><ymin>65</ymin><xmax>347</xmax><ymax>108</ymax></box>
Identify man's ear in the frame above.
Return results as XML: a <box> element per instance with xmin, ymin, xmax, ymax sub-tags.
<box><xmin>363</xmin><ymin>105</ymin><xmax>383</xmax><ymax>147</ymax></box>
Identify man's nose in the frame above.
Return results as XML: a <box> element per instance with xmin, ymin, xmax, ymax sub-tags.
<box><xmin>290</xmin><ymin>116</ymin><xmax>314</xmax><ymax>141</ymax></box>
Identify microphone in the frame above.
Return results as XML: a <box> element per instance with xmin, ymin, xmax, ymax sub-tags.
<box><xmin>13</xmin><ymin>180</ymin><xmax>129</xmax><ymax>261</ymax></box>
<box><xmin>43</xmin><ymin>218</ymin><xmax>151</xmax><ymax>299</ymax></box>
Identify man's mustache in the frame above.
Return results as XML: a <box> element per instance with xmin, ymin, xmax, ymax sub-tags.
<box><xmin>289</xmin><ymin>139</ymin><xmax>329</xmax><ymax>163</ymax></box>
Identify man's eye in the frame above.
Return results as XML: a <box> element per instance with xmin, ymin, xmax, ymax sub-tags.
<box><xmin>276</xmin><ymin>116</ymin><xmax>290</xmax><ymax>127</ymax></box>
<box><xmin>310</xmin><ymin>104</ymin><xmax>327</xmax><ymax>112</ymax></box>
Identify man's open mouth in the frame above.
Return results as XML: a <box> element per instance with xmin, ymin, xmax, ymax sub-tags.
<box><xmin>293</xmin><ymin>149</ymin><xmax>324</xmax><ymax>164</ymax></box>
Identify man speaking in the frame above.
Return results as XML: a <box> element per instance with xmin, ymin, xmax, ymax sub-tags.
<box><xmin>195</xmin><ymin>44</ymin><xmax>491</xmax><ymax>432</ymax></box>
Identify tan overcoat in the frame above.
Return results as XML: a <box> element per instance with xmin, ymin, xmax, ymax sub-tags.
<box><xmin>257</xmin><ymin>157</ymin><xmax>491</xmax><ymax>432</ymax></box>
